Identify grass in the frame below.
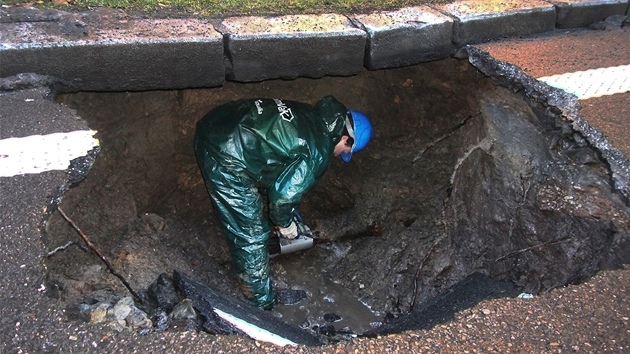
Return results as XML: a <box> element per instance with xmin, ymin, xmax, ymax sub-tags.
<box><xmin>0</xmin><ymin>0</ymin><xmax>454</xmax><ymax>18</ymax></box>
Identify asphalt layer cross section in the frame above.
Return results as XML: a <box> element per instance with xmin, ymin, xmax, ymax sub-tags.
<box><xmin>474</xmin><ymin>24</ymin><xmax>630</xmax><ymax>188</ymax></box>
<box><xmin>1</xmin><ymin>1</ymin><xmax>630</xmax><ymax>352</ymax></box>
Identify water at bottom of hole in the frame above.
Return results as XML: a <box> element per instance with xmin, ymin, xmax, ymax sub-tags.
<box><xmin>271</xmin><ymin>243</ymin><xmax>383</xmax><ymax>335</ymax></box>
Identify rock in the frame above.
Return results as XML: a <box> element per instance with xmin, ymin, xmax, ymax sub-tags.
<box><xmin>275</xmin><ymin>288</ymin><xmax>308</xmax><ymax>305</ymax></box>
<box><xmin>110</xmin><ymin>297</ymin><xmax>133</xmax><ymax>321</ymax></box>
<box><xmin>147</xmin><ymin>273</ymin><xmax>181</xmax><ymax>312</ymax></box>
<box><xmin>108</xmin><ymin>319</ymin><xmax>127</xmax><ymax>332</ymax></box>
<box><xmin>154</xmin><ymin>311</ymin><xmax>171</xmax><ymax>332</ymax></box>
<box><xmin>80</xmin><ymin>302</ymin><xmax>111</xmax><ymax>323</ymax></box>
<box><xmin>171</xmin><ymin>299</ymin><xmax>197</xmax><ymax>320</ymax></box>
<box><xmin>125</xmin><ymin>307</ymin><xmax>152</xmax><ymax>329</ymax></box>
<box><xmin>169</xmin><ymin>299</ymin><xmax>199</xmax><ymax>332</ymax></box>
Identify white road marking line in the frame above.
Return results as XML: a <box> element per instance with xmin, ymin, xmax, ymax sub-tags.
<box><xmin>0</xmin><ymin>130</ymin><xmax>99</xmax><ymax>178</ymax></box>
<box><xmin>538</xmin><ymin>64</ymin><xmax>630</xmax><ymax>100</ymax></box>
<box><xmin>213</xmin><ymin>308</ymin><xmax>297</xmax><ymax>347</ymax></box>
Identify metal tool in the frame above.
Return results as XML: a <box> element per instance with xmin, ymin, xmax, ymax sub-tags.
<box><xmin>268</xmin><ymin>209</ymin><xmax>314</xmax><ymax>256</ymax></box>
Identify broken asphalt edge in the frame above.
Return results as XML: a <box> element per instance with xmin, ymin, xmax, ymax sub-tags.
<box><xmin>462</xmin><ymin>45</ymin><xmax>630</xmax><ymax>202</ymax></box>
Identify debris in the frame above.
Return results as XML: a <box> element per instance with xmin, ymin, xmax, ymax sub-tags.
<box><xmin>324</xmin><ymin>313</ymin><xmax>342</xmax><ymax>323</ymax></box>
<box><xmin>125</xmin><ymin>307</ymin><xmax>152</xmax><ymax>329</ymax></box>
<box><xmin>80</xmin><ymin>302</ymin><xmax>111</xmax><ymax>323</ymax></box>
<box><xmin>57</xmin><ymin>207</ymin><xmax>143</xmax><ymax>302</ymax></box>
<box><xmin>276</xmin><ymin>288</ymin><xmax>308</xmax><ymax>305</ymax></box>
<box><xmin>174</xmin><ymin>270</ymin><xmax>322</xmax><ymax>346</ymax></box>
<box><xmin>146</xmin><ymin>273</ymin><xmax>181</xmax><ymax>312</ymax></box>
<box><xmin>80</xmin><ymin>297</ymin><xmax>152</xmax><ymax>330</ymax></box>
<box><xmin>171</xmin><ymin>299</ymin><xmax>197</xmax><ymax>320</ymax></box>
<box><xmin>111</xmin><ymin>297</ymin><xmax>133</xmax><ymax>320</ymax></box>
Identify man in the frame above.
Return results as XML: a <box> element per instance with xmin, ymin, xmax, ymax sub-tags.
<box><xmin>193</xmin><ymin>95</ymin><xmax>372</xmax><ymax>309</ymax></box>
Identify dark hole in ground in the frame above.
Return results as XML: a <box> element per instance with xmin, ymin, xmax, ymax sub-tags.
<box><xmin>45</xmin><ymin>58</ymin><xmax>630</xmax><ymax>342</ymax></box>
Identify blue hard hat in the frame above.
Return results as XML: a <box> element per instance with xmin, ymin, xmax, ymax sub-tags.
<box><xmin>341</xmin><ymin>110</ymin><xmax>373</xmax><ymax>163</ymax></box>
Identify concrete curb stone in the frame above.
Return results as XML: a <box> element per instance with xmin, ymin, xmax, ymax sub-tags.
<box><xmin>0</xmin><ymin>13</ymin><xmax>224</xmax><ymax>91</ymax></box>
<box><xmin>218</xmin><ymin>14</ymin><xmax>366</xmax><ymax>82</ymax></box>
<box><xmin>551</xmin><ymin>0</ymin><xmax>630</xmax><ymax>28</ymax></box>
<box><xmin>1</xmin><ymin>40</ymin><xmax>224</xmax><ymax>92</ymax></box>
<box><xmin>351</xmin><ymin>6</ymin><xmax>454</xmax><ymax>70</ymax></box>
<box><xmin>434</xmin><ymin>0</ymin><xmax>557</xmax><ymax>46</ymax></box>
<box><xmin>1</xmin><ymin>1</ymin><xmax>629</xmax><ymax>91</ymax></box>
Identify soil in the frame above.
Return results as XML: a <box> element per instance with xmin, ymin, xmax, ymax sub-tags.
<box><xmin>49</xmin><ymin>57</ymin><xmax>494</xmax><ymax>318</ymax></box>
<box><xmin>43</xmin><ymin>53</ymin><xmax>630</xmax><ymax>351</ymax></box>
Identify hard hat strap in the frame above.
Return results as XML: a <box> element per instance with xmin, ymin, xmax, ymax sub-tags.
<box><xmin>345</xmin><ymin>114</ymin><xmax>356</xmax><ymax>151</ymax></box>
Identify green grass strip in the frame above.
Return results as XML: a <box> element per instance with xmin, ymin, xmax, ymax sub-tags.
<box><xmin>1</xmin><ymin>0</ymin><xmax>454</xmax><ymax>18</ymax></box>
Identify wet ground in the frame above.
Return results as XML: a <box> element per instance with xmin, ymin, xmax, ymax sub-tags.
<box><xmin>46</xmin><ymin>56</ymin><xmax>630</xmax><ymax>341</ymax></box>
<box><xmin>272</xmin><ymin>244</ymin><xmax>389</xmax><ymax>335</ymax></box>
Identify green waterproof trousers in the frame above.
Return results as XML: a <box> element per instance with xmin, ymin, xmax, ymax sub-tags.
<box><xmin>194</xmin><ymin>148</ymin><xmax>274</xmax><ymax>308</ymax></box>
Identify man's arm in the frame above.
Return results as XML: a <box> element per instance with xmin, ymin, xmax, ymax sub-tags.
<box><xmin>267</xmin><ymin>158</ymin><xmax>316</xmax><ymax>228</ymax></box>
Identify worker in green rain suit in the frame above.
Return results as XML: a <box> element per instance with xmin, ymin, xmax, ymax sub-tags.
<box><xmin>193</xmin><ymin>95</ymin><xmax>372</xmax><ymax>309</ymax></box>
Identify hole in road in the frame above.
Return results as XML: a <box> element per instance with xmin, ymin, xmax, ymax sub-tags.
<box><xmin>45</xmin><ymin>58</ymin><xmax>629</xmax><ymax>343</ymax></box>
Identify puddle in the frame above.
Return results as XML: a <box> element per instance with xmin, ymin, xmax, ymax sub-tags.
<box><xmin>272</xmin><ymin>243</ymin><xmax>383</xmax><ymax>335</ymax></box>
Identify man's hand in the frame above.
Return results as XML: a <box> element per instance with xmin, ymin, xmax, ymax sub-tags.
<box><xmin>277</xmin><ymin>221</ymin><xmax>298</xmax><ymax>239</ymax></box>
<box><xmin>292</xmin><ymin>209</ymin><xmax>314</xmax><ymax>238</ymax></box>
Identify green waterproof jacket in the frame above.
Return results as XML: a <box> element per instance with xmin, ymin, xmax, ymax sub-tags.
<box><xmin>195</xmin><ymin>95</ymin><xmax>348</xmax><ymax>227</ymax></box>
<box><xmin>194</xmin><ymin>96</ymin><xmax>348</xmax><ymax>309</ymax></box>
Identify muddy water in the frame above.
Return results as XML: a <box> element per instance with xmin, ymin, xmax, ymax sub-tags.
<box><xmin>272</xmin><ymin>243</ymin><xmax>383</xmax><ymax>335</ymax></box>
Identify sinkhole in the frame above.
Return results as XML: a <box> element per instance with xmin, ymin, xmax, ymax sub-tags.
<box><xmin>44</xmin><ymin>57</ymin><xmax>630</xmax><ymax>343</ymax></box>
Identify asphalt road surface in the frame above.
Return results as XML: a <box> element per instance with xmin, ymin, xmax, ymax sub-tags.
<box><xmin>1</xmin><ymin>21</ymin><xmax>629</xmax><ymax>354</ymax></box>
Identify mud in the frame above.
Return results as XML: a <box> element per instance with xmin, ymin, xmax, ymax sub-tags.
<box><xmin>47</xmin><ymin>57</ymin><xmax>630</xmax><ymax>337</ymax></box>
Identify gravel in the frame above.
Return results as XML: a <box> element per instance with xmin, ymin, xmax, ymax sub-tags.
<box><xmin>69</xmin><ymin>267</ymin><xmax>627</xmax><ymax>353</ymax></box>
<box><xmin>279</xmin><ymin>268</ymin><xmax>628</xmax><ymax>353</ymax></box>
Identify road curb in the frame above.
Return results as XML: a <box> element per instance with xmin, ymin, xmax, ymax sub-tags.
<box><xmin>218</xmin><ymin>14</ymin><xmax>366</xmax><ymax>82</ymax></box>
<box><xmin>433</xmin><ymin>0</ymin><xmax>557</xmax><ymax>46</ymax></box>
<box><xmin>1</xmin><ymin>0</ymin><xmax>628</xmax><ymax>92</ymax></box>
<box><xmin>352</xmin><ymin>6</ymin><xmax>454</xmax><ymax>70</ymax></box>
<box><xmin>553</xmin><ymin>0</ymin><xmax>630</xmax><ymax>28</ymax></box>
